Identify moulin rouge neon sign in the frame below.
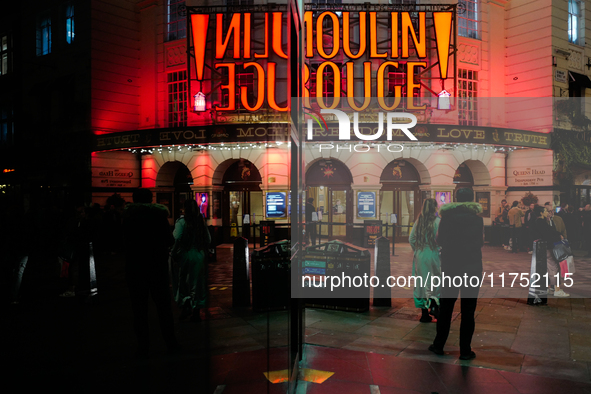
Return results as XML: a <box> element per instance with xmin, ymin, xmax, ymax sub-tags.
<box><xmin>190</xmin><ymin>11</ymin><xmax>453</xmax><ymax>112</ymax></box>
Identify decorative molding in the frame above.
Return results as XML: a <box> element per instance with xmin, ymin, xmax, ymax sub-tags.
<box><xmin>458</xmin><ymin>42</ymin><xmax>480</xmax><ymax>65</ymax></box>
<box><xmin>568</xmin><ymin>47</ymin><xmax>584</xmax><ymax>71</ymax></box>
<box><xmin>166</xmin><ymin>45</ymin><xmax>187</xmax><ymax>68</ymax></box>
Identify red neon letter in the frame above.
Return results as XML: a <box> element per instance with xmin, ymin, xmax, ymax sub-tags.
<box><xmin>241</xmin><ymin>62</ymin><xmax>265</xmax><ymax>111</ymax></box>
<box><xmin>216</xmin><ymin>14</ymin><xmax>241</xmax><ymax>59</ymax></box>
<box><xmin>434</xmin><ymin>12</ymin><xmax>453</xmax><ymax>79</ymax></box>
<box><xmin>317</xmin><ymin>12</ymin><xmax>339</xmax><ymax>59</ymax></box>
<box><xmin>316</xmin><ymin>61</ymin><xmax>341</xmax><ymax>109</ymax></box>
<box><xmin>191</xmin><ymin>14</ymin><xmax>209</xmax><ymax>80</ymax></box>
<box><xmin>406</xmin><ymin>61</ymin><xmax>426</xmax><ymax>109</ymax></box>
<box><xmin>346</xmin><ymin>62</ymin><xmax>371</xmax><ymax>111</ymax></box>
<box><xmin>343</xmin><ymin>12</ymin><xmax>366</xmax><ymax>59</ymax></box>
<box><xmin>272</xmin><ymin>12</ymin><xmax>288</xmax><ymax>59</ymax></box>
<box><xmin>377</xmin><ymin>61</ymin><xmax>401</xmax><ymax>111</ymax></box>
<box><xmin>370</xmin><ymin>12</ymin><xmax>387</xmax><ymax>58</ymax></box>
<box><xmin>215</xmin><ymin>63</ymin><xmax>236</xmax><ymax>110</ymax></box>
<box><xmin>268</xmin><ymin>62</ymin><xmax>289</xmax><ymax>112</ymax></box>
<box><xmin>402</xmin><ymin>12</ymin><xmax>426</xmax><ymax>58</ymax></box>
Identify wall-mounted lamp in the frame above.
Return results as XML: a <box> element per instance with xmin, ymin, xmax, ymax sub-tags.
<box><xmin>586</xmin><ymin>57</ymin><xmax>591</xmax><ymax>70</ymax></box>
<box><xmin>552</xmin><ymin>56</ymin><xmax>557</xmax><ymax>67</ymax></box>
<box><xmin>193</xmin><ymin>92</ymin><xmax>206</xmax><ymax>112</ymax></box>
<box><xmin>438</xmin><ymin>89</ymin><xmax>451</xmax><ymax>110</ymax></box>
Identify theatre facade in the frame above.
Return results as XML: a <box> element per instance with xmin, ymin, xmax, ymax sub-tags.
<box><xmin>90</xmin><ymin>1</ymin><xmax>558</xmax><ymax>243</ymax></box>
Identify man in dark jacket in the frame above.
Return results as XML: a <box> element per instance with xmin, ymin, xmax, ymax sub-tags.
<box><xmin>123</xmin><ymin>188</ymin><xmax>178</xmax><ymax>358</ymax></box>
<box><xmin>429</xmin><ymin>188</ymin><xmax>483</xmax><ymax>361</ymax></box>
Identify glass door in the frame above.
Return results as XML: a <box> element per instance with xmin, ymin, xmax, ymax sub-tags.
<box><xmin>307</xmin><ymin>186</ymin><xmax>349</xmax><ymax>241</ymax></box>
<box><xmin>380</xmin><ymin>188</ymin><xmax>419</xmax><ymax>242</ymax></box>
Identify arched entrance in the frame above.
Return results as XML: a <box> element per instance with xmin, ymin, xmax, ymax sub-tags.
<box><xmin>380</xmin><ymin>159</ymin><xmax>421</xmax><ymax>242</ymax></box>
<box><xmin>155</xmin><ymin>161</ymin><xmax>194</xmax><ymax>223</ymax></box>
<box><xmin>217</xmin><ymin>159</ymin><xmax>262</xmax><ymax>240</ymax></box>
<box><xmin>454</xmin><ymin>162</ymin><xmax>474</xmax><ymax>192</ymax></box>
<box><xmin>305</xmin><ymin>159</ymin><xmax>353</xmax><ymax>241</ymax></box>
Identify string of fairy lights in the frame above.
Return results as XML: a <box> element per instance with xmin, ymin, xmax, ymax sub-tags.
<box><xmin>122</xmin><ymin>141</ymin><xmax>523</xmax><ymax>155</ymax></box>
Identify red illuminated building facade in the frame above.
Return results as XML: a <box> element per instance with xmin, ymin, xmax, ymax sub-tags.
<box><xmin>1</xmin><ymin>0</ymin><xmax>591</xmax><ymax>228</ymax></box>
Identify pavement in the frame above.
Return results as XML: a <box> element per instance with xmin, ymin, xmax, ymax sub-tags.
<box><xmin>5</xmin><ymin>242</ymin><xmax>591</xmax><ymax>393</ymax></box>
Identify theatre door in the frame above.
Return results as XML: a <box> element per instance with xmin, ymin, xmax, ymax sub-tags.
<box><xmin>220</xmin><ymin>159</ymin><xmax>263</xmax><ymax>240</ymax></box>
<box><xmin>305</xmin><ymin>159</ymin><xmax>353</xmax><ymax>241</ymax></box>
<box><xmin>380</xmin><ymin>160</ymin><xmax>421</xmax><ymax>243</ymax></box>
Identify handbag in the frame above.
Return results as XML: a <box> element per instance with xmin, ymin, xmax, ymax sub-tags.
<box><xmin>552</xmin><ymin>241</ymin><xmax>570</xmax><ymax>262</ymax></box>
<box><xmin>559</xmin><ymin>259</ymin><xmax>569</xmax><ymax>278</ymax></box>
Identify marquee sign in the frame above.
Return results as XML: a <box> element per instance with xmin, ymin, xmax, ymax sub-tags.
<box><xmin>187</xmin><ymin>4</ymin><xmax>456</xmax><ymax>112</ymax></box>
<box><xmin>307</xmin><ymin>124</ymin><xmax>551</xmax><ymax>149</ymax></box>
<box><xmin>92</xmin><ymin>124</ymin><xmax>289</xmax><ymax>151</ymax></box>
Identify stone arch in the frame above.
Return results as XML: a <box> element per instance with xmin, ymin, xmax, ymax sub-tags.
<box><xmin>156</xmin><ymin>161</ymin><xmax>193</xmax><ymax>187</ymax></box>
<box><xmin>461</xmin><ymin>159</ymin><xmax>491</xmax><ymax>186</ymax></box>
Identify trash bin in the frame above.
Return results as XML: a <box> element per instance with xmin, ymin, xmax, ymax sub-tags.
<box><xmin>303</xmin><ymin>240</ymin><xmax>370</xmax><ymax>312</ymax></box>
<box><xmin>251</xmin><ymin>239</ymin><xmax>290</xmax><ymax>311</ymax></box>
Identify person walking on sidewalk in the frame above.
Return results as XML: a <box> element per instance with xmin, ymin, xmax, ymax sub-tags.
<box><xmin>172</xmin><ymin>199</ymin><xmax>211</xmax><ymax>322</ymax></box>
<box><xmin>123</xmin><ymin>188</ymin><xmax>179</xmax><ymax>358</ymax></box>
<box><xmin>532</xmin><ymin>205</ymin><xmax>569</xmax><ymax>297</ymax></box>
<box><xmin>429</xmin><ymin>188</ymin><xmax>483</xmax><ymax>361</ymax></box>
<box><xmin>508</xmin><ymin>200</ymin><xmax>524</xmax><ymax>253</ymax></box>
<box><xmin>409</xmin><ymin>198</ymin><xmax>441</xmax><ymax>323</ymax></box>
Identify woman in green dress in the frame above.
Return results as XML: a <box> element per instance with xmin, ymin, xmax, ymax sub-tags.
<box><xmin>173</xmin><ymin>199</ymin><xmax>211</xmax><ymax>321</ymax></box>
<box><xmin>409</xmin><ymin>198</ymin><xmax>441</xmax><ymax>322</ymax></box>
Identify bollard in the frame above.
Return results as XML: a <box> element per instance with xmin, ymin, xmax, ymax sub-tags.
<box><xmin>11</xmin><ymin>255</ymin><xmax>29</xmax><ymax>304</ymax></box>
<box><xmin>527</xmin><ymin>240</ymin><xmax>547</xmax><ymax>306</ymax></box>
<box><xmin>373</xmin><ymin>237</ymin><xmax>392</xmax><ymax>307</ymax></box>
<box><xmin>88</xmin><ymin>242</ymin><xmax>98</xmax><ymax>297</ymax></box>
<box><xmin>391</xmin><ymin>224</ymin><xmax>397</xmax><ymax>256</ymax></box>
<box><xmin>232</xmin><ymin>237</ymin><xmax>251</xmax><ymax>307</ymax></box>
<box><xmin>79</xmin><ymin>242</ymin><xmax>98</xmax><ymax>300</ymax></box>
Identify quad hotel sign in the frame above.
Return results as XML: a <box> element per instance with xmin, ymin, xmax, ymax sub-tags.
<box><xmin>91</xmin><ymin>124</ymin><xmax>550</xmax><ymax>151</ymax></box>
<box><xmin>190</xmin><ymin>8</ymin><xmax>454</xmax><ymax>110</ymax></box>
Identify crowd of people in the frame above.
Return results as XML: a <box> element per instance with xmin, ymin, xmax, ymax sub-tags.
<box><xmin>496</xmin><ymin>199</ymin><xmax>591</xmax><ymax>257</ymax></box>
<box><xmin>409</xmin><ymin>190</ymin><xmax>591</xmax><ymax>360</ymax></box>
<box><xmin>3</xmin><ymin>190</ymin><xmax>211</xmax><ymax>358</ymax></box>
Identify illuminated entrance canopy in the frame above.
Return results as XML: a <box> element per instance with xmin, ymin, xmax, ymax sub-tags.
<box><xmin>187</xmin><ymin>4</ymin><xmax>457</xmax><ymax>113</ymax></box>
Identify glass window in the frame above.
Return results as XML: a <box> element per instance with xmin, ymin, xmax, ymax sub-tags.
<box><xmin>458</xmin><ymin>69</ymin><xmax>478</xmax><ymax>126</ymax></box>
<box><xmin>66</xmin><ymin>3</ymin><xmax>75</xmax><ymax>44</ymax></box>
<box><xmin>1</xmin><ymin>35</ymin><xmax>10</xmax><ymax>75</ymax></box>
<box><xmin>167</xmin><ymin>70</ymin><xmax>188</xmax><ymax>127</ymax></box>
<box><xmin>36</xmin><ymin>12</ymin><xmax>52</xmax><ymax>56</ymax></box>
<box><xmin>0</xmin><ymin>106</ymin><xmax>14</xmax><ymax>146</ymax></box>
<box><xmin>569</xmin><ymin>0</ymin><xmax>582</xmax><ymax>44</ymax></box>
<box><xmin>165</xmin><ymin>0</ymin><xmax>186</xmax><ymax>42</ymax></box>
<box><xmin>459</xmin><ymin>0</ymin><xmax>479</xmax><ymax>39</ymax></box>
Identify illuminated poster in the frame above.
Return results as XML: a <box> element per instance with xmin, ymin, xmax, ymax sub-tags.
<box><xmin>357</xmin><ymin>191</ymin><xmax>376</xmax><ymax>219</ymax></box>
<box><xmin>266</xmin><ymin>192</ymin><xmax>287</xmax><ymax>218</ymax></box>
<box><xmin>435</xmin><ymin>191</ymin><xmax>451</xmax><ymax>209</ymax></box>
<box><xmin>197</xmin><ymin>193</ymin><xmax>208</xmax><ymax>219</ymax></box>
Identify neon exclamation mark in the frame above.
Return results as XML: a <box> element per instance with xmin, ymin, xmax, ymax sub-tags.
<box><xmin>191</xmin><ymin>14</ymin><xmax>209</xmax><ymax>80</ymax></box>
<box><xmin>433</xmin><ymin>12</ymin><xmax>453</xmax><ymax>79</ymax></box>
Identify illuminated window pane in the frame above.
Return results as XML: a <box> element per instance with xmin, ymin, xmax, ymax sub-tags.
<box><xmin>167</xmin><ymin>70</ymin><xmax>188</xmax><ymax>127</ymax></box>
<box><xmin>0</xmin><ymin>35</ymin><xmax>9</xmax><ymax>75</ymax></box>
<box><xmin>166</xmin><ymin>0</ymin><xmax>186</xmax><ymax>42</ymax></box>
<box><xmin>459</xmin><ymin>0</ymin><xmax>479</xmax><ymax>39</ymax></box>
<box><xmin>458</xmin><ymin>69</ymin><xmax>478</xmax><ymax>126</ymax></box>
<box><xmin>66</xmin><ymin>4</ymin><xmax>75</xmax><ymax>44</ymax></box>
<box><xmin>569</xmin><ymin>0</ymin><xmax>582</xmax><ymax>44</ymax></box>
<box><xmin>36</xmin><ymin>13</ymin><xmax>52</xmax><ymax>56</ymax></box>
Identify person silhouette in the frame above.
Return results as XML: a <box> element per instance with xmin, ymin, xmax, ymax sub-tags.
<box><xmin>122</xmin><ymin>188</ymin><xmax>178</xmax><ymax>358</ymax></box>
